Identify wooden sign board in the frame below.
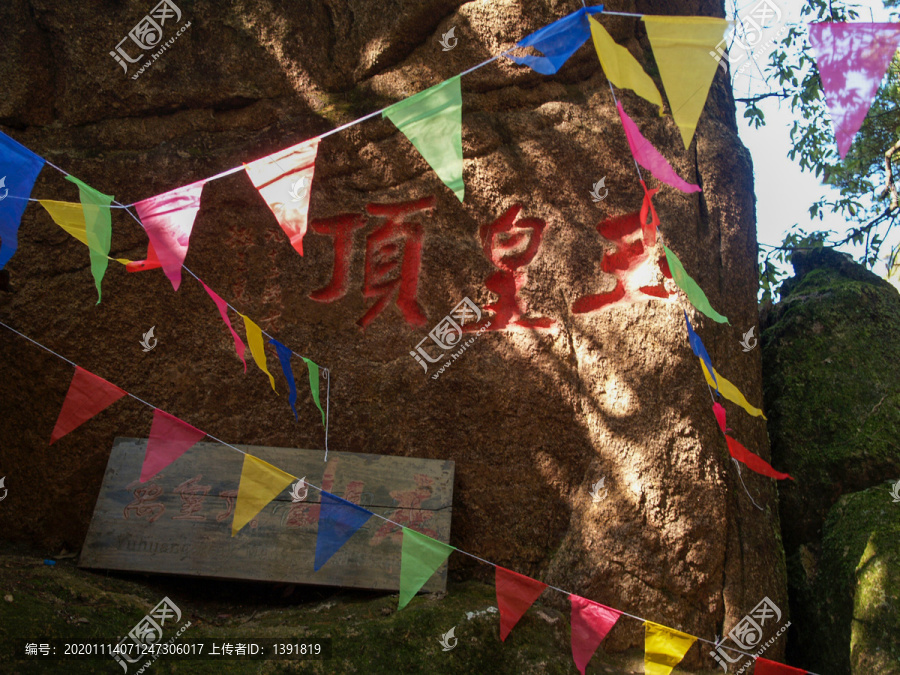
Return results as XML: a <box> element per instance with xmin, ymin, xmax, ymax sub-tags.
<box><xmin>80</xmin><ymin>437</ymin><xmax>454</xmax><ymax>592</ymax></box>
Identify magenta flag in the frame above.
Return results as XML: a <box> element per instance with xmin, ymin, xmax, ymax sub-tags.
<box><xmin>134</xmin><ymin>180</ymin><xmax>206</xmax><ymax>291</ymax></box>
<box><xmin>713</xmin><ymin>402</ymin><xmax>728</xmax><ymax>434</ymax></box>
<box><xmin>617</xmin><ymin>101</ymin><xmax>700</xmax><ymax>193</ymax></box>
<box><xmin>141</xmin><ymin>409</ymin><xmax>207</xmax><ymax>482</ymax></box>
<box><xmin>570</xmin><ymin>595</ymin><xmax>622</xmax><ymax>675</ymax></box>
<box><xmin>200</xmin><ymin>280</ymin><xmax>247</xmax><ymax>372</ymax></box>
<box><xmin>809</xmin><ymin>23</ymin><xmax>900</xmax><ymax>158</ymax></box>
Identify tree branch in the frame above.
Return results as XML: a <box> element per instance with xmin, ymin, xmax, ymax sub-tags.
<box><xmin>734</xmin><ymin>90</ymin><xmax>792</xmax><ymax>104</ymax></box>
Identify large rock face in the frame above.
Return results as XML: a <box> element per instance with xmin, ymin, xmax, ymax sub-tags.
<box><xmin>0</xmin><ymin>0</ymin><xmax>782</xmax><ymax>666</ymax></box>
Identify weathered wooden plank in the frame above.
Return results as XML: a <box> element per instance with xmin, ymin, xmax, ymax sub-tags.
<box><xmin>79</xmin><ymin>437</ymin><xmax>454</xmax><ymax>592</ymax></box>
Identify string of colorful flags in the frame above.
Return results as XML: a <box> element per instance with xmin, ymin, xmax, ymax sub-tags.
<box><xmin>0</xmin><ymin>318</ymin><xmax>818</xmax><ymax>675</ymax></box>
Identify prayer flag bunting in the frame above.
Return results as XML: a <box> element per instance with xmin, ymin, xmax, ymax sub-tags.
<box><xmin>664</xmin><ymin>245</ymin><xmax>729</xmax><ymax>323</ymax></box>
<box><xmin>65</xmin><ymin>176</ymin><xmax>113</xmax><ymax>304</ymax></box>
<box><xmin>725</xmin><ymin>435</ymin><xmax>793</xmax><ymax>481</ymax></box>
<box><xmin>570</xmin><ymin>595</ymin><xmax>622</xmax><ymax>675</ymax></box>
<box><xmin>232</xmin><ymin>455</ymin><xmax>295</xmax><ymax>536</ymax></box>
<box><xmin>642</xmin><ymin>16</ymin><xmax>730</xmax><ymax>149</ymax></box>
<box><xmin>383</xmin><ymin>76</ymin><xmax>464</xmax><ymax>202</ymax></box>
<box><xmin>0</xmin><ymin>130</ymin><xmax>46</xmax><ymax>269</ymax></box>
<box><xmin>808</xmin><ymin>23</ymin><xmax>900</xmax><ymax>158</ymax></box>
<box><xmin>244</xmin><ymin>138</ymin><xmax>319</xmax><ymax>256</ymax></box>
<box><xmin>270</xmin><ymin>338</ymin><xmax>298</xmax><ymax>420</ymax></box>
<box><xmin>241</xmin><ymin>313</ymin><xmax>277</xmax><ymax>392</ymax></box>
<box><xmin>700</xmin><ymin>360</ymin><xmax>766</xmax><ymax>419</ymax></box>
<box><xmin>201</xmin><ymin>281</ymin><xmax>247</xmax><ymax>372</ymax></box>
<box><xmin>617</xmin><ymin>102</ymin><xmax>701</xmax><ymax>193</ymax></box>
<box><xmin>588</xmin><ymin>16</ymin><xmax>664</xmax><ymax>112</ymax></box>
<box><xmin>640</xmin><ymin>180</ymin><xmax>660</xmax><ymax>247</ymax></box>
<box><xmin>49</xmin><ymin>366</ymin><xmax>126</xmax><ymax>444</ymax></box>
<box><xmin>495</xmin><ymin>567</ymin><xmax>548</xmax><ymax>642</ymax></box>
<box><xmin>314</xmin><ymin>491</ymin><xmax>373</xmax><ymax>571</ymax></box>
<box><xmin>133</xmin><ymin>180</ymin><xmax>206</xmax><ymax>291</ymax></box>
<box><xmin>754</xmin><ymin>657</ymin><xmax>808</xmax><ymax>675</ymax></box>
<box><xmin>301</xmin><ymin>357</ymin><xmax>326</xmax><ymax>427</ymax></box>
<box><xmin>644</xmin><ymin>621</ymin><xmax>697</xmax><ymax>675</ymax></box>
<box><xmin>684</xmin><ymin>311</ymin><xmax>718</xmax><ymax>393</ymax></box>
<box><xmin>141</xmin><ymin>409</ymin><xmax>206</xmax><ymax>482</ymax></box>
<box><xmin>399</xmin><ymin>528</ymin><xmax>455</xmax><ymax>610</ymax></box>
<box><xmin>508</xmin><ymin>6</ymin><xmax>605</xmax><ymax>75</ymax></box>
<box><xmin>39</xmin><ymin>200</ymin><xmax>131</xmax><ymax>265</ymax></box>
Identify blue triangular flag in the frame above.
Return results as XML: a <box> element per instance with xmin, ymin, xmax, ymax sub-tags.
<box><xmin>314</xmin><ymin>491</ymin><xmax>373</xmax><ymax>571</ymax></box>
<box><xmin>269</xmin><ymin>338</ymin><xmax>298</xmax><ymax>420</ymax></box>
<box><xmin>506</xmin><ymin>5</ymin><xmax>605</xmax><ymax>75</ymax></box>
<box><xmin>0</xmin><ymin>131</ymin><xmax>46</xmax><ymax>269</ymax></box>
<box><xmin>684</xmin><ymin>310</ymin><xmax>718</xmax><ymax>394</ymax></box>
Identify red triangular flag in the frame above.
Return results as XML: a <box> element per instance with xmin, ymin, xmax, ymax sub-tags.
<box><xmin>50</xmin><ymin>367</ymin><xmax>127</xmax><ymax>444</ymax></box>
<box><xmin>495</xmin><ymin>566</ymin><xmax>548</xmax><ymax>641</ymax></box>
<box><xmin>725</xmin><ymin>435</ymin><xmax>793</xmax><ymax>481</ymax></box>
<box><xmin>125</xmin><ymin>240</ymin><xmax>162</xmax><ymax>273</ymax></box>
<box><xmin>712</xmin><ymin>402</ymin><xmax>729</xmax><ymax>433</ymax></box>
<box><xmin>570</xmin><ymin>595</ymin><xmax>622</xmax><ymax>675</ymax></box>
<box><xmin>639</xmin><ymin>180</ymin><xmax>660</xmax><ymax>247</ymax></box>
<box><xmin>754</xmin><ymin>657</ymin><xmax>808</xmax><ymax>675</ymax></box>
<box><xmin>140</xmin><ymin>409</ymin><xmax>206</xmax><ymax>482</ymax></box>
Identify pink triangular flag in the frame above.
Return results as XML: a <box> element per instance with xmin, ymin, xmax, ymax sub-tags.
<box><xmin>570</xmin><ymin>595</ymin><xmax>622</xmax><ymax>675</ymax></box>
<box><xmin>617</xmin><ymin>101</ymin><xmax>701</xmax><ymax>193</ymax></box>
<box><xmin>50</xmin><ymin>367</ymin><xmax>127</xmax><ymax>444</ymax></box>
<box><xmin>134</xmin><ymin>180</ymin><xmax>206</xmax><ymax>291</ymax></box>
<box><xmin>200</xmin><ymin>280</ymin><xmax>247</xmax><ymax>372</ymax></box>
<box><xmin>495</xmin><ymin>567</ymin><xmax>548</xmax><ymax>642</ymax></box>
<box><xmin>809</xmin><ymin>23</ymin><xmax>900</xmax><ymax>158</ymax></box>
<box><xmin>712</xmin><ymin>402</ymin><xmax>729</xmax><ymax>433</ymax></box>
<box><xmin>244</xmin><ymin>138</ymin><xmax>319</xmax><ymax>256</ymax></box>
<box><xmin>141</xmin><ymin>409</ymin><xmax>206</xmax><ymax>482</ymax></box>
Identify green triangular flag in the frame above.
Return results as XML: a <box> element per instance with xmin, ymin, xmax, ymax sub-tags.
<box><xmin>301</xmin><ymin>357</ymin><xmax>325</xmax><ymax>427</ymax></box>
<box><xmin>664</xmin><ymin>244</ymin><xmax>729</xmax><ymax>324</ymax></box>
<box><xmin>383</xmin><ymin>76</ymin><xmax>464</xmax><ymax>202</ymax></box>
<box><xmin>399</xmin><ymin>528</ymin><xmax>455</xmax><ymax>610</ymax></box>
<box><xmin>65</xmin><ymin>176</ymin><xmax>114</xmax><ymax>304</ymax></box>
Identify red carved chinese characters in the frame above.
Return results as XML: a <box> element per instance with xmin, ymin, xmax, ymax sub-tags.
<box><xmin>309</xmin><ymin>214</ymin><xmax>366</xmax><ymax>303</ymax></box>
<box><xmin>172</xmin><ymin>475</ymin><xmax>211</xmax><ymax>521</ymax></box>
<box><xmin>370</xmin><ymin>474</ymin><xmax>438</xmax><ymax>545</ymax></box>
<box><xmin>123</xmin><ymin>481</ymin><xmax>165</xmax><ymax>523</ymax></box>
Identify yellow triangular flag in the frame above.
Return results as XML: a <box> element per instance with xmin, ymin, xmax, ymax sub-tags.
<box><xmin>700</xmin><ymin>359</ymin><xmax>767</xmax><ymax>419</ymax></box>
<box><xmin>40</xmin><ymin>200</ymin><xmax>132</xmax><ymax>265</ymax></box>
<box><xmin>641</xmin><ymin>16</ymin><xmax>729</xmax><ymax>149</ymax></box>
<box><xmin>232</xmin><ymin>455</ymin><xmax>295</xmax><ymax>536</ymax></box>
<box><xmin>588</xmin><ymin>16</ymin><xmax>664</xmax><ymax>114</ymax></box>
<box><xmin>240</xmin><ymin>313</ymin><xmax>277</xmax><ymax>393</ymax></box>
<box><xmin>644</xmin><ymin>621</ymin><xmax>697</xmax><ymax>675</ymax></box>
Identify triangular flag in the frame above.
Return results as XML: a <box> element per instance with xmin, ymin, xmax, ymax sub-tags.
<box><xmin>240</xmin><ymin>313</ymin><xmax>277</xmax><ymax>392</ymax></box>
<box><xmin>725</xmin><ymin>435</ymin><xmax>793</xmax><ymax>481</ymax></box>
<box><xmin>640</xmin><ymin>180</ymin><xmax>660</xmax><ymax>247</ymax></box>
<box><xmin>570</xmin><ymin>595</ymin><xmax>622</xmax><ymax>675</ymax></box>
<box><xmin>617</xmin><ymin>102</ymin><xmax>701</xmax><ymax>193</ymax></box>
<box><xmin>141</xmin><ymin>409</ymin><xmax>206</xmax><ymax>482</ymax></box>
<box><xmin>50</xmin><ymin>366</ymin><xmax>126</xmax><ymax>444</ymax></box>
<box><xmin>809</xmin><ymin>23</ymin><xmax>900</xmax><ymax>158</ymax></box>
<box><xmin>642</xmin><ymin>16</ymin><xmax>730</xmax><ymax>149</ymax></box>
<box><xmin>133</xmin><ymin>180</ymin><xmax>206</xmax><ymax>291</ymax></box>
<box><xmin>301</xmin><ymin>357</ymin><xmax>325</xmax><ymax>427</ymax></box>
<box><xmin>0</xmin><ymin>130</ymin><xmax>46</xmax><ymax>269</ymax></box>
<box><xmin>495</xmin><ymin>567</ymin><xmax>548</xmax><ymax>641</ymax></box>
<box><xmin>232</xmin><ymin>455</ymin><xmax>295</xmax><ymax>536</ymax></box>
<box><xmin>314</xmin><ymin>491</ymin><xmax>373</xmax><ymax>571</ymax></box>
<box><xmin>200</xmin><ymin>280</ymin><xmax>246</xmax><ymax>372</ymax></box>
<box><xmin>712</xmin><ymin>401</ymin><xmax>728</xmax><ymax>433</ymax></box>
<box><xmin>125</xmin><ymin>241</ymin><xmax>162</xmax><ymax>272</ymax></box>
<box><xmin>644</xmin><ymin>621</ymin><xmax>697</xmax><ymax>675</ymax></box>
<box><xmin>664</xmin><ymin>245</ymin><xmax>729</xmax><ymax>323</ymax></box>
<box><xmin>269</xmin><ymin>338</ymin><xmax>298</xmax><ymax>420</ymax></box>
<box><xmin>39</xmin><ymin>200</ymin><xmax>131</xmax><ymax>266</ymax></box>
<box><xmin>507</xmin><ymin>6</ymin><xmax>606</xmax><ymax>75</ymax></box>
<box><xmin>589</xmin><ymin>16</ymin><xmax>664</xmax><ymax>112</ymax></box>
<box><xmin>65</xmin><ymin>176</ymin><xmax>114</xmax><ymax>304</ymax></box>
<box><xmin>244</xmin><ymin>138</ymin><xmax>319</xmax><ymax>256</ymax></box>
<box><xmin>754</xmin><ymin>657</ymin><xmax>808</xmax><ymax>675</ymax></box>
<box><xmin>700</xmin><ymin>360</ymin><xmax>766</xmax><ymax>419</ymax></box>
<box><xmin>684</xmin><ymin>310</ymin><xmax>718</xmax><ymax>393</ymax></box>
<box><xmin>399</xmin><ymin>528</ymin><xmax>455</xmax><ymax>609</ymax></box>
<box><xmin>383</xmin><ymin>76</ymin><xmax>464</xmax><ymax>202</ymax></box>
